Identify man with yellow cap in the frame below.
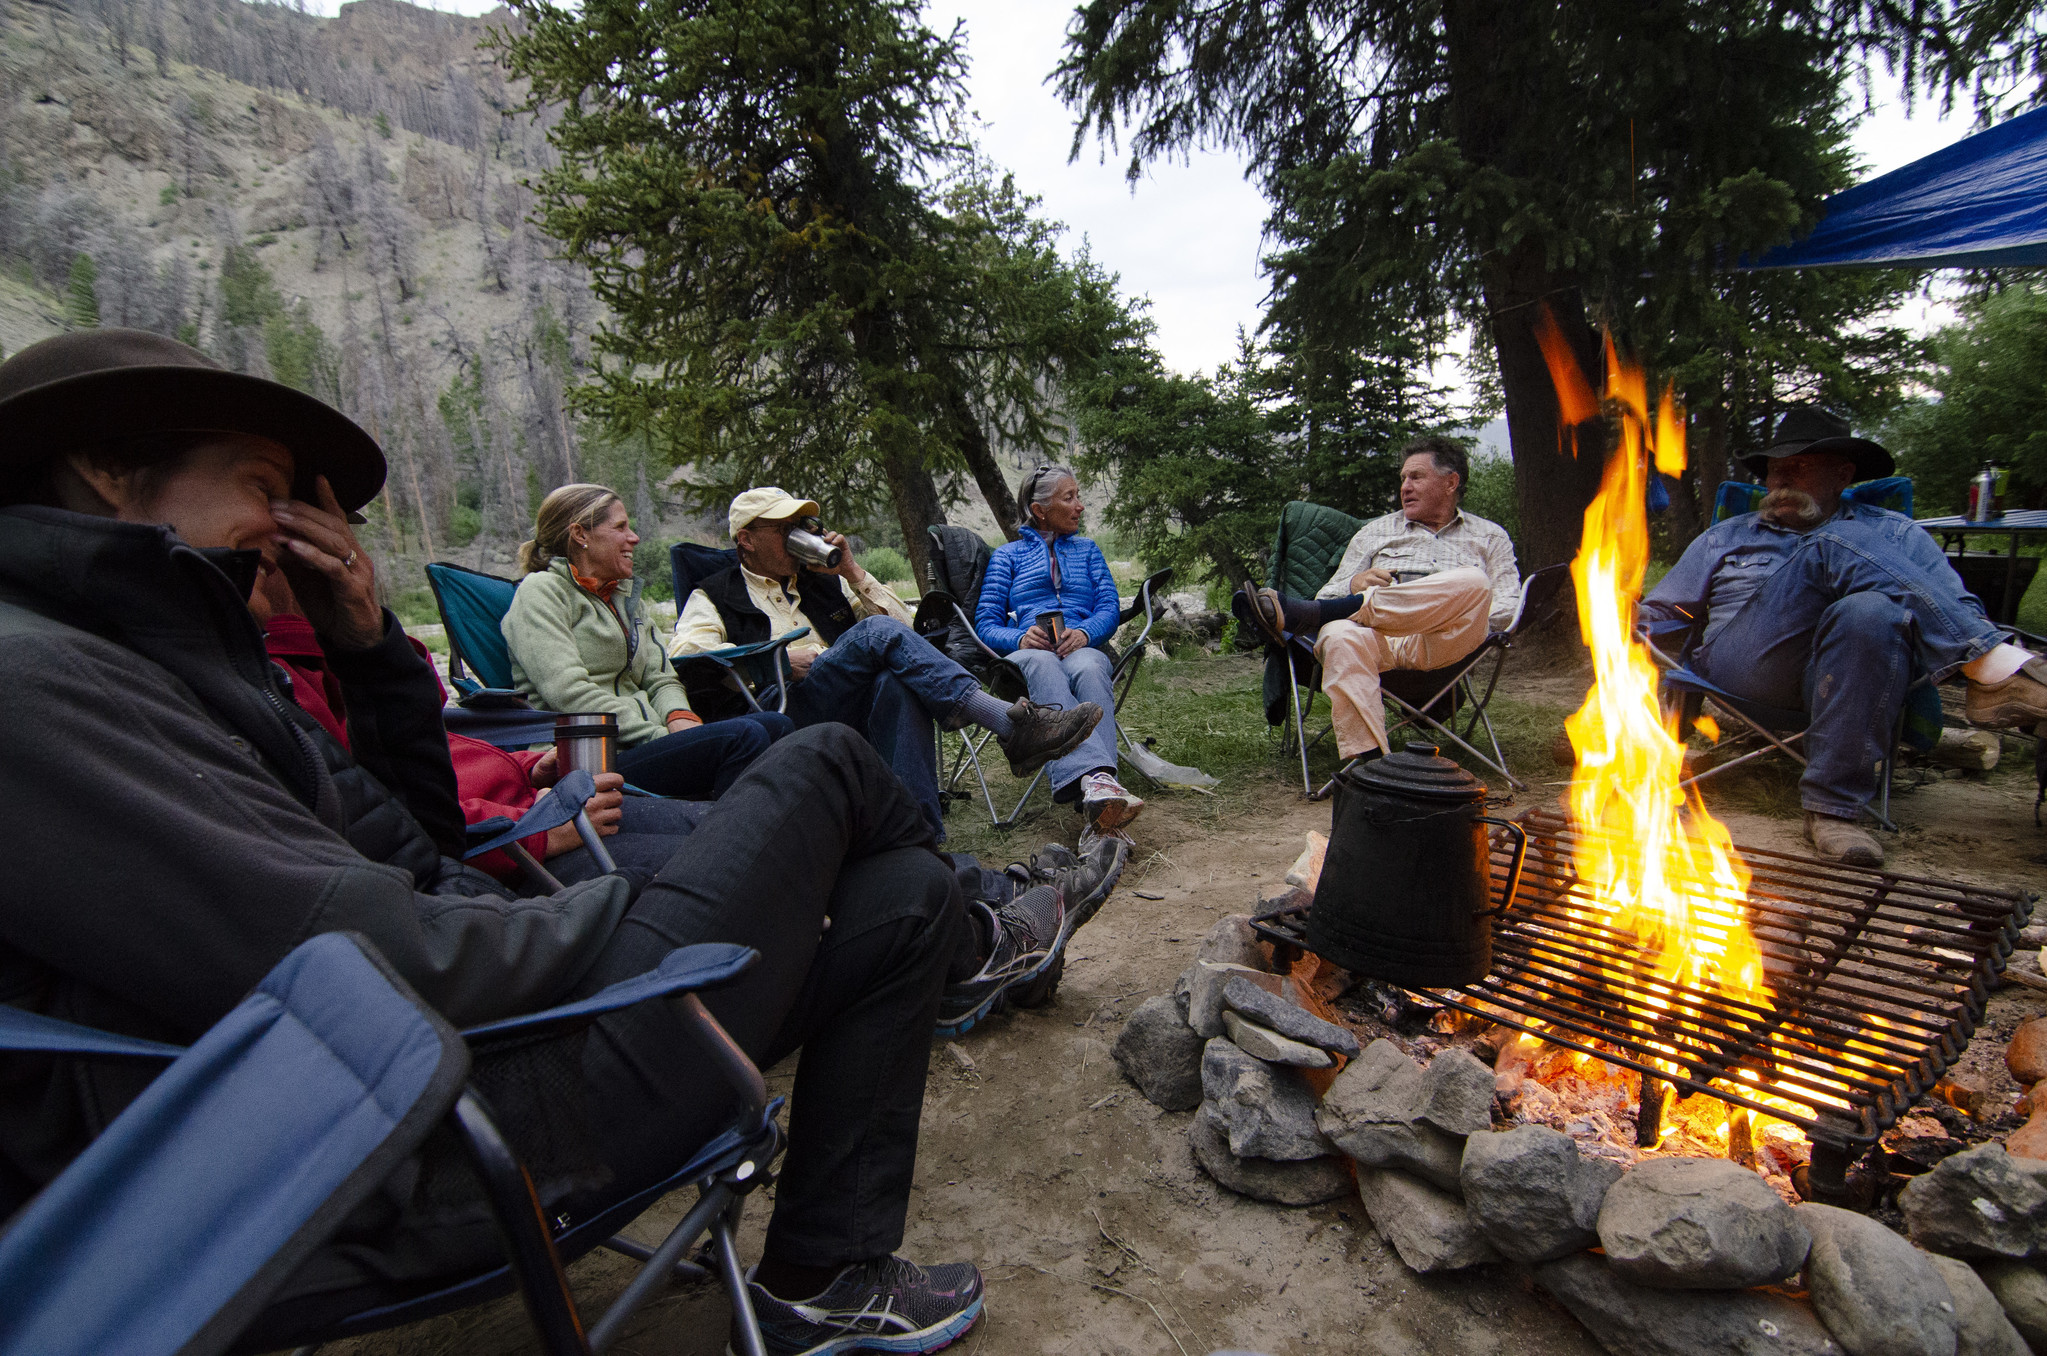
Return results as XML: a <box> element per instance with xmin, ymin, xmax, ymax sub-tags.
<box><xmin>674</xmin><ymin>486</ymin><xmax>1103</xmax><ymax>843</ymax></box>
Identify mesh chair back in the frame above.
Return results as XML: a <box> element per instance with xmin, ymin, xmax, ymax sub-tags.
<box><xmin>425</xmin><ymin>562</ymin><xmax>522</xmax><ymax>692</ymax></box>
<box><xmin>0</xmin><ymin>934</ymin><xmax>468</xmax><ymax>1356</ymax></box>
<box><xmin>670</xmin><ymin>542</ymin><xmax>740</xmax><ymax>605</ymax></box>
<box><xmin>1711</xmin><ymin>476</ymin><xmax>1915</xmax><ymax>525</ymax></box>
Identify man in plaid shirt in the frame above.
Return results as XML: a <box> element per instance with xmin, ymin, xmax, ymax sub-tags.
<box><xmin>1237</xmin><ymin>436</ymin><xmax>1520</xmax><ymax>763</ymax></box>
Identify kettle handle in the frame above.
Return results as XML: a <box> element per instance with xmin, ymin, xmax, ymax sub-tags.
<box><xmin>1474</xmin><ymin>816</ymin><xmax>1528</xmax><ymax>917</ymax></box>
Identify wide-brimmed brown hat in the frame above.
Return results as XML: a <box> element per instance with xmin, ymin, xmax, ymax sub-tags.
<box><xmin>1740</xmin><ymin>404</ymin><xmax>1894</xmax><ymax>483</ymax></box>
<box><xmin>0</xmin><ymin>328</ymin><xmax>386</xmax><ymax>512</ymax></box>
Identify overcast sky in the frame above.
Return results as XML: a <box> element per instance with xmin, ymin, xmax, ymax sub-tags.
<box><xmin>310</xmin><ymin>0</ymin><xmax>1980</xmax><ymax>378</ymax></box>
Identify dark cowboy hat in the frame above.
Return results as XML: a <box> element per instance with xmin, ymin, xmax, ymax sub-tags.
<box><xmin>0</xmin><ymin>328</ymin><xmax>386</xmax><ymax>513</ymax></box>
<box><xmin>1740</xmin><ymin>404</ymin><xmax>1894</xmax><ymax>483</ymax></box>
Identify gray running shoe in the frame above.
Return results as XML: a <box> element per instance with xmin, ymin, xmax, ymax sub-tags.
<box><xmin>735</xmin><ymin>1254</ymin><xmax>984</xmax><ymax>1355</ymax></box>
<box><xmin>936</xmin><ymin>884</ymin><xmax>1064</xmax><ymax>1037</ymax></box>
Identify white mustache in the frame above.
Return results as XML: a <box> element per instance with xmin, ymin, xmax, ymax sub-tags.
<box><xmin>1760</xmin><ymin>488</ymin><xmax>1825</xmax><ymax>528</ymax></box>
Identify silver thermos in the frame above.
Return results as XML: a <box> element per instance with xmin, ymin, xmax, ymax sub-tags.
<box><xmin>554</xmin><ymin>712</ymin><xmax>619</xmax><ymax>778</ymax></box>
<box><xmin>785</xmin><ymin>516</ymin><xmax>844</xmax><ymax>569</ymax></box>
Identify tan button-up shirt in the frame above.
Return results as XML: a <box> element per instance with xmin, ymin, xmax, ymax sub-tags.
<box><xmin>1317</xmin><ymin>509</ymin><xmax>1522</xmax><ymax>633</ymax></box>
<box><xmin>668</xmin><ymin>564</ymin><xmax>912</xmax><ymax>658</ymax></box>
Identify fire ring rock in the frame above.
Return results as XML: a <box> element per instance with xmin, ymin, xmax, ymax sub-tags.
<box><xmin>1188</xmin><ymin>1109</ymin><xmax>1352</xmax><ymax>1206</ymax></box>
<box><xmin>1357</xmin><ymin>1168</ymin><xmax>1501</xmax><ymax>1273</ymax></box>
<box><xmin>1533</xmin><ymin>1251</ymin><xmax>1843</xmax><ymax>1356</ymax></box>
<box><xmin>1112</xmin><ymin>995</ymin><xmax>1205</xmax><ymax>1111</ymax></box>
<box><xmin>1977</xmin><ymin>1261</ymin><xmax>2047</xmax><ymax>1350</ymax></box>
<box><xmin>1459</xmin><ymin>1124</ymin><xmax>1624</xmax><ymax>1263</ymax></box>
<box><xmin>1797</xmin><ymin>1202</ymin><xmax>1959</xmax><ymax>1356</ymax></box>
<box><xmin>1316</xmin><ymin>1040</ymin><xmax>1497</xmax><ymax>1192</ymax></box>
<box><xmin>1898</xmin><ymin>1145</ymin><xmax>2047</xmax><ymax>1261</ymax></box>
<box><xmin>1220</xmin><ymin>974</ymin><xmax>1360</xmax><ymax>1056</ymax></box>
<box><xmin>1924</xmin><ymin>1255</ymin><xmax>2030</xmax><ymax>1356</ymax></box>
<box><xmin>1596</xmin><ymin>1156</ymin><xmax>1813</xmax><ymax>1289</ymax></box>
<box><xmin>1200</xmin><ymin>1037</ymin><xmax>1333</xmax><ymax>1161</ymax></box>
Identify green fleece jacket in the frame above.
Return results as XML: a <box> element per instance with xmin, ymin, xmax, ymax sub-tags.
<box><xmin>502</xmin><ymin>558</ymin><xmax>691</xmax><ymax>747</ymax></box>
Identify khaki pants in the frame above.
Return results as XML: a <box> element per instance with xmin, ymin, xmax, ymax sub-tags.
<box><xmin>1312</xmin><ymin>566</ymin><xmax>1492</xmax><ymax>759</ymax></box>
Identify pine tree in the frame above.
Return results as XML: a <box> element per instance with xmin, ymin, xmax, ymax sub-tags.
<box><xmin>64</xmin><ymin>253</ymin><xmax>99</xmax><ymax>329</ymax></box>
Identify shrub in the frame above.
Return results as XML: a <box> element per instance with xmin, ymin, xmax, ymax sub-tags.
<box><xmin>860</xmin><ymin>545</ymin><xmax>912</xmax><ymax>584</ymax></box>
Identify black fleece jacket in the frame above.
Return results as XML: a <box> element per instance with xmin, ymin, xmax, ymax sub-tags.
<box><xmin>0</xmin><ymin>507</ymin><xmax>628</xmax><ymax>1207</ymax></box>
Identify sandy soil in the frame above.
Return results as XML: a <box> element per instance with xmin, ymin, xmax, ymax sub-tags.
<box><xmin>330</xmin><ymin>691</ymin><xmax>2044</xmax><ymax>1356</ymax></box>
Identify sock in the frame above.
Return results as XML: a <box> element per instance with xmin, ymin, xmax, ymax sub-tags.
<box><xmin>1311</xmin><ymin>594</ymin><xmax>1366</xmax><ymax>628</ymax></box>
<box><xmin>961</xmin><ymin>689</ymin><xmax>1015</xmax><ymax>737</ymax></box>
<box><xmin>1962</xmin><ymin>641</ymin><xmax>2034</xmax><ymax>685</ymax></box>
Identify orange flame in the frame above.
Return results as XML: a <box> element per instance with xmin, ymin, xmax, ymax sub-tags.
<box><xmin>1550</xmin><ymin>317</ymin><xmax>1771</xmax><ymax>1014</ymax></box>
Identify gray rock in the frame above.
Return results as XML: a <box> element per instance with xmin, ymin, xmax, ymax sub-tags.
<box><xmin>1357</xmin><ymin>1168</ymin><xmax>1501</xmax><ymax>1273</ymax></box>
<box><xmin>1460</xmin><ymin>1124</ymin><xmax>1623</xmax><ymax>1263</ymax></box>
<box><xmin>1977</xmin><ymin>1262</ymin><xmax>2047</xmax><ymax>1350</ymax></box>
<box><xmin>1417</xmin><ymin>1046</ymin><xmax>1497</xmax><ymax>1136</ymax></box>
<box><xmin>1183</xmin><ymin>961</ymin><xmax>1264</xmax><ymax>1039</ymax></box>
<box><xmin>1597</xmin><ymin>1156</ymin><xmax>1812</xmax><ymax>1289</ymax></box>
<box><xmin>1201</xmin><ymin>1037</ymin><xmax>1332</xmax><ymax>1161</ymax></box>
<box><xmin>1222</xmin><ymin>1011</ymin><xmax>1333</xmax><ymax>1068</ymax></box>
<box><xmin>1220</xmin><ymin>974</ymin><xmax>1360</xmax><ymax>1056</ymax></box>
<box><xmin>1899</xmin><ymin>1146</ymin><xmax>2047</xmax><ymax>1262</ymax></box>
<box><xmin>1327</xmin><ymin>1115</ymin><xmax>1469</xmax><ymax>1192</ymax></box>
<box><xmin>1797</xmin><ymin>1203</ymin><xmax>1958</xmax><ymax>1356</ymax></box>
<box><xmin>1196</xmin><ymin>914</ymin><xmax>1269</xmax><ymax>970</ymax></box>
<box><xmin>1111</xmin><ymin>996</ymin><xmax>1205</xmax><ymax>1111</ymax></box>
<box><xmin>1533</xmin><ymin>1251</ymin><xmax>1844</xmax><ymax>1356</ymax></box>
<box><xmin>1188</xmin><ymin>1107</ymin><xmax>1352</xmax><ymax>1206</ymax></box>
<box><xmin>1925</xmin><ymin>1255</ymin><xmax>2029</xmax><ymax>1356</ymax></box>
<box><xmin>1321</xmin><ymin>1038</ymin><xmax>1428</xmax><ymax>1122</ymax></box>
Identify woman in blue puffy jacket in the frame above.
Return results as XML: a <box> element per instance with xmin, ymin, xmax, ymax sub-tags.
<box><xmin>975</xmin><ymin>465</ymin><xmax>1142</xmax><ymax>843</ymax></box>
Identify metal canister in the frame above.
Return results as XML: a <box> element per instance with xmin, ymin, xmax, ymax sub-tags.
<box><xmin>554</xmin><ymin>712</ymin><xmax>619</xmax><ymax>779</ymax></box>
<box><xmin>1967</xmin><ymin>463</ymin><xmax>2003</xmax><ymax>523</ymax></box>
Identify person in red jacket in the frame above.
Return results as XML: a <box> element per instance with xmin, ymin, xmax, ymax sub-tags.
<box><xmin>251</xmin><ymin>569</ymin><xmax>701</xmax><ymax>887</ymax></box>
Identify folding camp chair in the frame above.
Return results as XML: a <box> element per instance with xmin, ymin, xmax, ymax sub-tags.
<box><xmin>668</xmin><ymin>542</ymin><xmax>813</xmax><ymax>719</ymax></box>
<box><xmin>463</xmin><ymin>766</ymin><xmax>618</xmax><ymax>889</ymax></box>
<box><xmin>1257</xmin><ymin>500</ymin><xmax>1563</xmax><ymax>797</ymax></box>
<box><xmin>423</xmin><ymin>561</ymin><xmax>562</xmax><ymax>749</ymax></box>
<box><xmin>0</xmin><ymin>930</ymin><xmax>781</xmax><ymax>1356</ymax></box>
<box><xmin>920</xmin><ymin>523</ymin><xmax>1176</xmax><ymax>827</ymax></box>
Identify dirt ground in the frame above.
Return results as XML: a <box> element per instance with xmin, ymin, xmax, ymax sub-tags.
<box><xmin>332</xmin><ymin>666</ymin><xmax>2047</xmax><ymax>1356</ymax></box>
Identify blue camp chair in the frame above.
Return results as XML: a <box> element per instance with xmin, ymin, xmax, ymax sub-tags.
<box><xmin>668</xmin><ymin>542</ymin><xmax>812</xmax><ymax>718</ymax></box>
<box><xmin>463</xmin><ymin>767</ymin><xmax>618</xmax><ymax>889</ymax></box>
<box><xmin>423</xmin><ymin>561</ymin><xmax>562</xmax><ymax>749</ymax></box>
<box><xmin>0</xmin><ymin>931</ymin><xmax>782</xmax><ymax>1356</ymax></box>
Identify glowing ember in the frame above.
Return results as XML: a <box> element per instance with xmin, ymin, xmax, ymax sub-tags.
<box><xmin>1534</xmin><ymin>312</ymin><xmax>1771</xmax><ymax>1015</ymax></box>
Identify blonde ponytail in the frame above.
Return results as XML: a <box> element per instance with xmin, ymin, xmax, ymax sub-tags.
<box><xmin>520</xmin><ymin>483</ymin><xmax>622</xmax><ymax>574</ymax></box>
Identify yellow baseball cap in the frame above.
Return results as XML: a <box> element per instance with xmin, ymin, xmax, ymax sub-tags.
<box><xmin>729</xmin><ymin>486</ymin><xmax>820</xmax><ymax>537</ymax></box>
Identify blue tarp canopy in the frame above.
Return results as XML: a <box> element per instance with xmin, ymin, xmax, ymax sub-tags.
<box><xmin>1744</xmin><ymin>104</ymin><xmax>2047</xmax><ymax>270</ymax></box>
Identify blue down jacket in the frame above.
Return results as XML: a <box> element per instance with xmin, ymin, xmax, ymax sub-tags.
<box><xmin>975</xmin><ymin>529</ymin><xmax>1121</xmax><ymax>654</ymax></box>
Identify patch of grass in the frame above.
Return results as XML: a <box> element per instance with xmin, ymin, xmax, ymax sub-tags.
<box><xmin>389</xmin><ymin>587</ymin><xmax>440</xmax><ymax>628</ymax></box>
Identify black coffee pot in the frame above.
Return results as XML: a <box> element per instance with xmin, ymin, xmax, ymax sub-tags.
<box><xmin>1301</xmin><ymin>743</ymin><xmax>1528</xmax><ymax>987</ymax></box>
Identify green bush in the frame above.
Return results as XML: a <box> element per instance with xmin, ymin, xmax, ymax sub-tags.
<box><xmin>448</xmin><ymin>503</ymin><xmax>482</xmax><ymax>547</ymax></box>
<box><xmin>1461</xmin><ymin>454</ymin><xmax>1521</xmax><ymax>555</ymax></box>
<box><xmin>158</xmin><ymin>183</ymin><xmax>180</xmax><ymax>207</ymax></box>
<box><xmin>635</xmin><ymin>539</ymin><xmax>675</xmax><ymax>602</ymax></box>
<box><xmin>389</xmin><ymin>587</ymin><xmax>440</xmax><ymax>627</ymax></box>
<box><xmin>860</xmin><ymin>546</ymin><xmax>912</xmax><ymax>584</ymax></box>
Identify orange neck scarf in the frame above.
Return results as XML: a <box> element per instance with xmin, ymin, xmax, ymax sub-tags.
<box><xmin>573</xmin><ymin>570</ymin><xmax>619</xmax><ymax>604</ymax></box>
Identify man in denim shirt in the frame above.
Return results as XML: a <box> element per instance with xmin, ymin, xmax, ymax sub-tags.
<box><xmin>1644</xmin><ymin>407</ymin><xmax>2046</xmax><ymax>865</ymax></box>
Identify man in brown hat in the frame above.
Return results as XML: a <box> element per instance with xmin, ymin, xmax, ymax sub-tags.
<box><xmin>1643</xmin><ymin>404</ymin><xmax>2045</xmax><ymax>866</ymax></box>
<box><xmin>0</xmin><ymin>329</ymin><xmax>998</xmax><ymax>1351</ymax></box>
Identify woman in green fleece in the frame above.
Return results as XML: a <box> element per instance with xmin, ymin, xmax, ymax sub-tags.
<box><xmin>503</xmin><ymin>483</ymin><xmax>793</xmax><ymax>798</ymax></box>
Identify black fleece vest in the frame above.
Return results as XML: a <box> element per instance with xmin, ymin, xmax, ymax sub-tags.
<box><xmin>698</xmin><ymin>565</ymin><xmax>858</xmax><ymax>648</ymax></box>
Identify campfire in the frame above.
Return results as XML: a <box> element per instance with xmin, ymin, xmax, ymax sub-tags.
<box><xmin>1258</xmin><ymin>320</ymin><xmax>2035</xmax><ymax>1202</ymax></box>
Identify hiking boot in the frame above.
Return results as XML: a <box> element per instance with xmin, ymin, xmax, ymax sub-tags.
<box><xmin>1231</xmin><ymin>585</ymin><xmax>1289</xmax><ymax>648</ymax></box>
<box><xmin>1803</xmin><ymin>811</ymin><xmax>1884</xmax><ymax>868</ymax></box>
<box><xmin>1965</xmin><ymin>657</ymin><xmax>2047</xmax><ymax>729</ymax></box>
<box><xmin>1081</xmin><ymin>770</ymin><xmax>1145</xmax><ymax>835</ymax></box>
<box><xmin>1029</xmin><ymin>835</ymin><xmax>1129</xmax><ymax>935</ymax></box>
<box><xmin>996</xmin><ymin>698</ymin><xmax>1102</xmax><ymax>777</ymax></box>
<box><xmin>735</xmin><ymin>1254</ymin><xmax>984</xmax><ymax>1356</ymax></box>
<box><xmin>936</xmin><ymin>884</ymin><xmax>1065</xmax><ymax>1037</ymax></box>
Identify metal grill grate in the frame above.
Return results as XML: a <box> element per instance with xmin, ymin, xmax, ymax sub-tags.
<box><xmin>1256</xmin><ymin>808</ymin><xmax>2035</xmax><ymax>1165</ymax></box>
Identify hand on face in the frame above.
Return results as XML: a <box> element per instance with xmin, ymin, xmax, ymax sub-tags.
<box><xmin>272</xmin><ymin>475</ymin><xmax>385</xmax><ymax>651</ymax></box>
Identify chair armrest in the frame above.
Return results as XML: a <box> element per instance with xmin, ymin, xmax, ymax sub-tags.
<box><xmin>0</xmin><ymin>1006</ymin><xmax>185</xmax><ymax>1060</ymax></box>
<box><xmin>442</xmin><ymin>704</ymin><xmax>563</xmax><ymax>750</ymax></box>
<box><xmin>462</xmin><ymin>769</ymin><xmax>599</xmax><ymax>859</ymax></box>
<box><xmin>455</xmin><ymin>688</ymin><xmax>534</xmax><ymax>711</ymax></box>
<box><xmin>1116</xmin><ymin>568</ymin><xmax>1174</xmax><ymax>628</ymax></box>
<box><xmin>690</xmin><ymin>628</ymin><xmax>811</xmax><ymax>664</ymax></box>
<box><xmin>460</xmin><ymin>943</ymin><xmax>759</xmax><ymax>1045</ymax></box>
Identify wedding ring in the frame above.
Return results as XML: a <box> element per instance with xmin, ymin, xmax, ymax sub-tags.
<box><xmin>343</xmin><ymin>550</ymin><xmax>357</xmax><ymax>569</ymax></box>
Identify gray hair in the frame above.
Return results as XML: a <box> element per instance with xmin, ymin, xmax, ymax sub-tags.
<box><xmin>1017</xmin><ymin>463</ymin><xmax>1078</xmax><ymax>526</ymax></box>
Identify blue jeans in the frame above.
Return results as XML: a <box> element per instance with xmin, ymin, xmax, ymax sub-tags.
<box><xmin>784</xmin><ymin>617</ymin><xmax>981</xmax><ymax>840</ymax></box>
<box><xmin>1008</xmin><ymin>645</ymin><xmax>1120</xmax><ymax>796</ymax></box>
<box><xmin>616</xmin><ymin>710</ymin><xmax>794</xmax><ymax>799</ymax></box>
<box><xmin>1692</xmin><ymin>519</ymin><xmax>2001</xmax><ymax>818</ymax></box>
